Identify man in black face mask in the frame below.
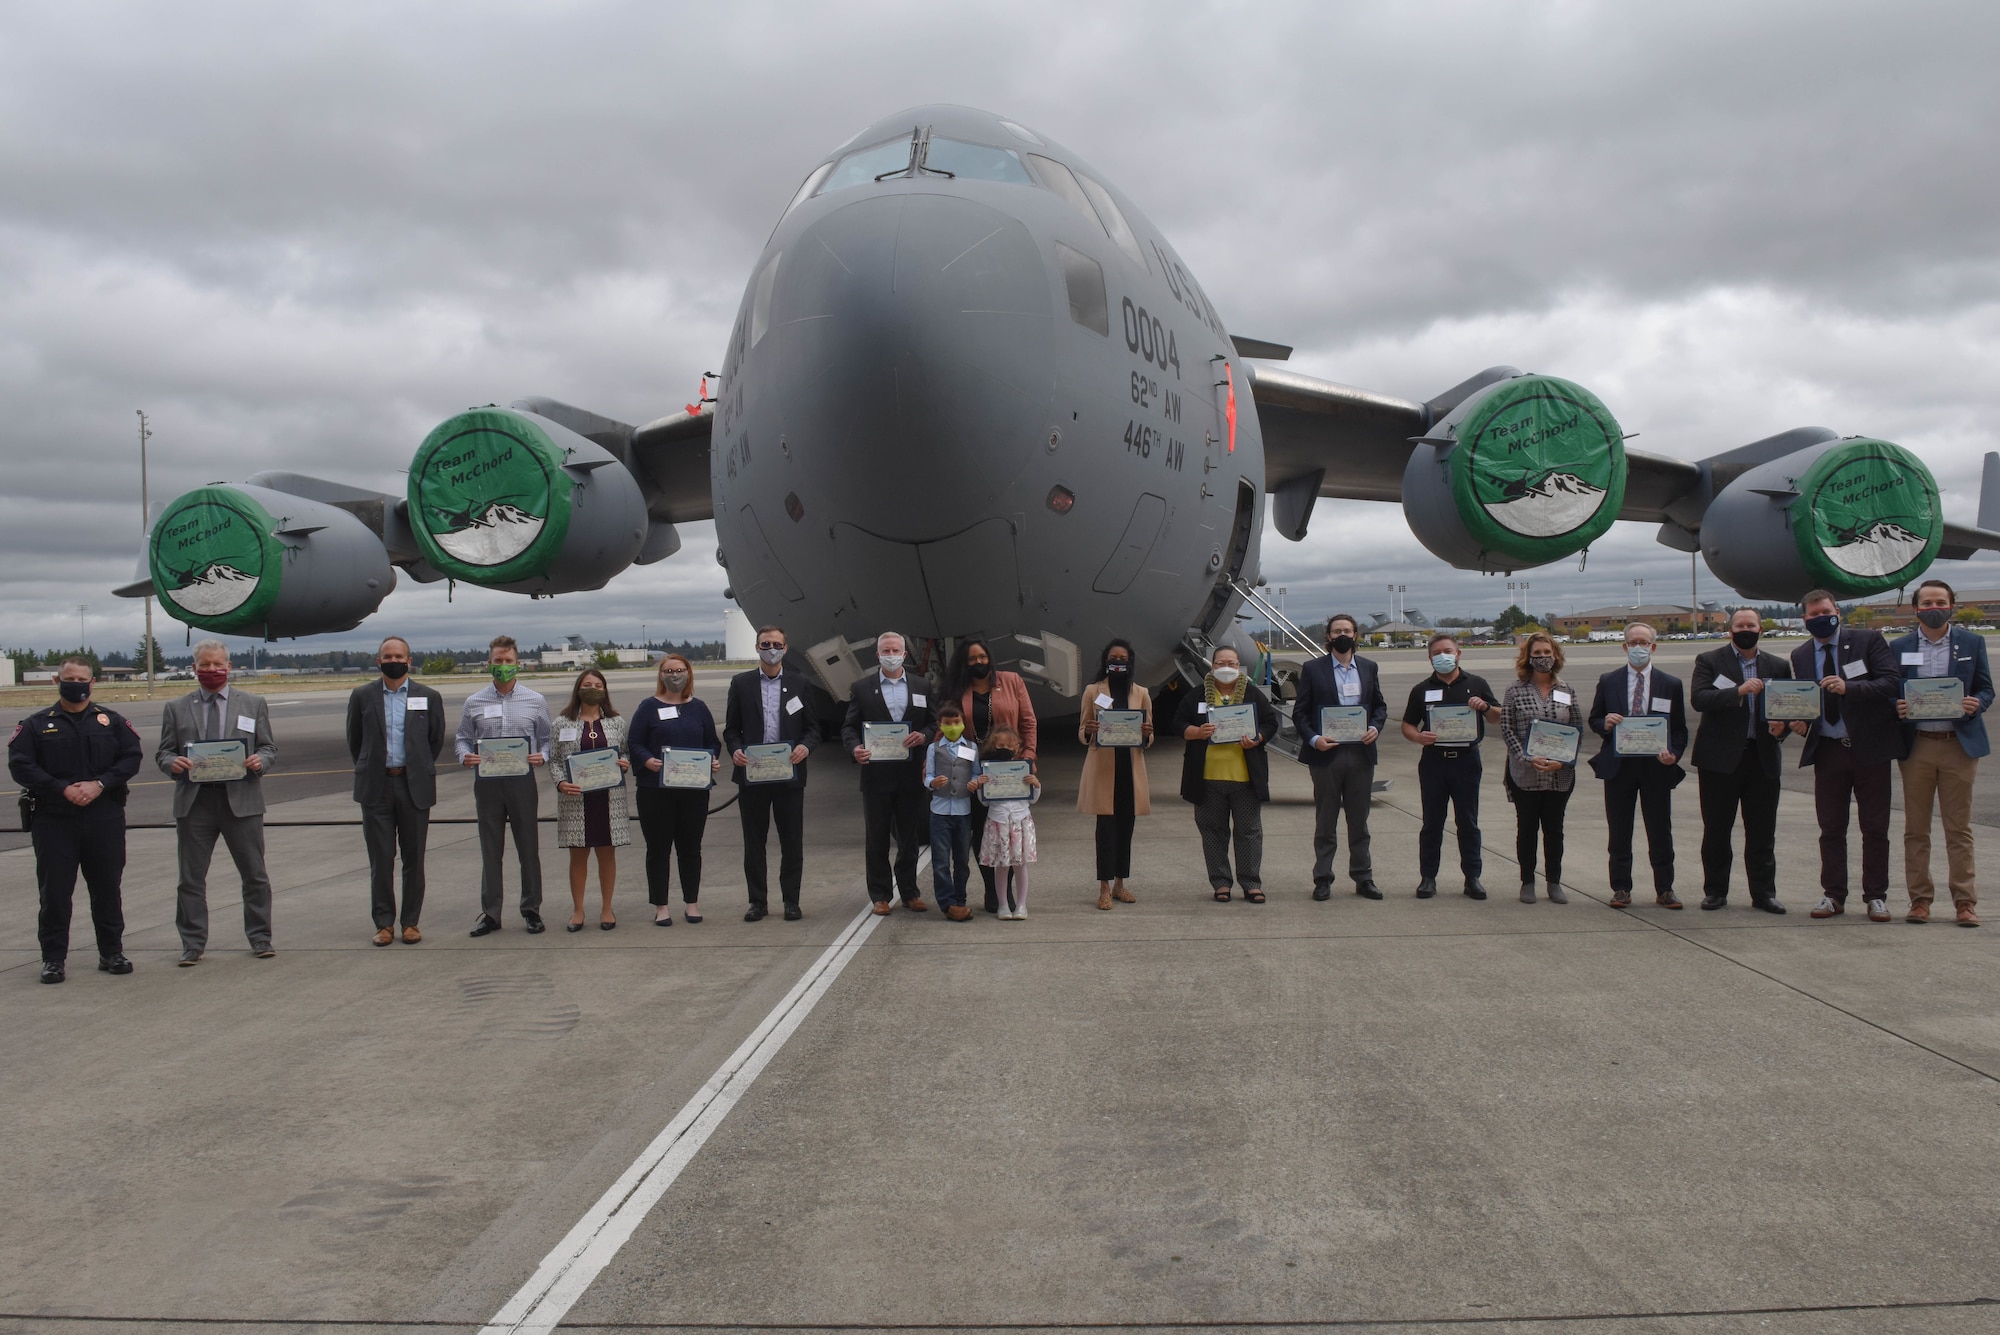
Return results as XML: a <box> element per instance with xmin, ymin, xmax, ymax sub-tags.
<box><xmin>1291</xmin><ymin>614</ymin><xmax>1387</xmax><ymax>900</ymax></box>
<box><xmin>1889</xmin><ymin>579</ymin><xmax>1992</xmax><ymax>925</ymax></box>
<box><xmin>1689</xmin><ymin>608</ymin><xmax>1796</xmax><ymax>912</ymax></box>
<box><xmin>347</xmin><ymin>636</ymin><xmax>447</xmax><ymax>945</ymax></box>
<box><xmin>8</xmin><ymin>657</ymin><xmax>143</xmax><ymax>984</ymax></box>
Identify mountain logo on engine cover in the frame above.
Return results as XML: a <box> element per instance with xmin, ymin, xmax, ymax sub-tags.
<box><xmin>1795</xmin><ymin>439</ymin><xmax>1941</xmax><ymax>589</ymax></box>
<box><xmin>1445</xmin><ymin>375</ymin><xmax>1626</xmax><ymax>563</ymax></box>
<box><xmin>408</xmin><ymin>409</ymin><xmax>574</xmax><ymax>584</ymax></box>
<box><xmin>150</xmin><ymin>486</ymin><xmax>282</xmax><ymax>631</ymax></box>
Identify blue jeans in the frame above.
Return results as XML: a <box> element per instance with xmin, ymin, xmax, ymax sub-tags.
<box><xmin>929</xmin><ymin>812</ymin><xmax>973</xmax><ymax>907</ymax></box>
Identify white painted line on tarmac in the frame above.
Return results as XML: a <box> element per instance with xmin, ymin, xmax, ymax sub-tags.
<box><xmin>478</xmin><ymin>866</ymin><xmax>916</xmax><ymax>1334</ymax></box>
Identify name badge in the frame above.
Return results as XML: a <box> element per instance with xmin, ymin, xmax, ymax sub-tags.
<box><xmin>1713</xmin><ymin>676</ymin><xmax>1736</xmax><ymax>690</ymax></box>
<box><xmin>1340</xmin><ymin>688</ymin><xmax>1360</xmax><ymax>703</ymax></box>
<box><xmin>484</xmin><ymin>705</ymin><xmax>503</xmax><ymax>719</ymax></box>
<box><xmin>911</xmin><ymin>693</ymin><xmax>927</xmax><ymax>707</ymax></box>
<box><xmin>237</xmin><ymin>715</ymin><xmax>256</xmax><ymax>733</ymax></box>
<box><xmin>1650</xmin><ymin>697</ymin><xmax>1670</xmax><ymax>713</ymax></box>
<box><xmin>784</xmin><ymin>696</ymin><xmax>803</xmax><ymax>715</ymax></box>
<box><xmin>1553</xmin><ymin>690</ymin><xmax>1572</xmax><ymax>705</ymax></box>
<box><xmin>1842</xmin><ymin>660</ymin><xmax>1867</xmax><ymax>680</ymax></box>
<box><xmin>406</xmin><ymin>697</ymin><xmax>428</xmax><ymax>711</ymax></box>
<box><xmin>1095</xmin><ymin>692</ymin><xmax>1113</xmax><ymax>709</ymax></box>
<box><xmin>1197</xmin><ymin>701</ymin><xmax>1209</xmax><ymax>714</ymax></box>
<box><xmin>1424</xmin><ymin>689</ymin><xmax>1444</xmax><ymax>703</ymax></box>
<box><xmin>559</xmin><ymin>727</ymin><xmax>580</xmax><ymax>742</ymax></box>
<box><xmin>956</xmin><ymin>745</ymin><xmax>977</xmax><ymax>762</ymax></box>
<box><xmin>662</xmin><ymin>706</ymin><xmax>679</xmax><ymax>719</ymax></box>
<box><xmin>1902</xmin><ymin>652</ymin><xmax>1924</xmax><ymax>666</ymax></box>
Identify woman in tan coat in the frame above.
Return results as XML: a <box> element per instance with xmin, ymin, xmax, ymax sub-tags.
<box><xmin>1078</xmin><ymin>638</ymin><xmax>1154</xmax><ymax>910</ymax></box>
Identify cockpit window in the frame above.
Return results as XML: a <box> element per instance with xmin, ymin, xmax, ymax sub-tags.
<box><xmin>923</xmin><ymin>138</ymin><xmax>1034</xmax><ymax>183</ymax></box>
<box><xmin>817</xmin><ymin>137</ymin><xmax>916</xmax><ymax>194</ymax></box>
<box><xmin>1028</xmin><ymin>155</ymin><xmax>1100</xmax><ymax>228</ymax></box>
<box><xmin>783</xmin><ymin>163</ymin><xmax>833</xmax><ymax>217</ymax></box>
<box><xmin>1075</xmin><ymin>172</ymin><xmax>1147</xmax><ymax>270</ymax></box>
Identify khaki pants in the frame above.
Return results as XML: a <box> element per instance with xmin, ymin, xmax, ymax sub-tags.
<box><xmin>1900</xmin><ymin>733</ymin><xmax>1978</xmax><ymax>908</ymax></box>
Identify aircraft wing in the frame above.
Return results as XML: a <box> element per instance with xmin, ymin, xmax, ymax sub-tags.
<box><xmin>515</xmin><ymin>396</ymin><xmax>715</xmax><ymax>525</ymax></box>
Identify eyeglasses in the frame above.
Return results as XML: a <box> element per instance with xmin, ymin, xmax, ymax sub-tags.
<box><xmin>757</xmin><ymin>642</ymin><xmax>785</xmax><ymax>651</ymax></box>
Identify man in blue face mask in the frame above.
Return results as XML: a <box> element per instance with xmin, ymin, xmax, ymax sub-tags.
<box><xmin>1790</xmin><ymin>589</ymin><xmax>1901</xmax><ymax>922</ymax></box>
<box><xmin>1586</xmin><ymin>622</ymin><xmax>1690</xmax><ymax>909</ymax></box>
<box><xmin>1399</xmin><ymin>633</ymin><xmax>1498</xmax><ymax>899</ymax></box>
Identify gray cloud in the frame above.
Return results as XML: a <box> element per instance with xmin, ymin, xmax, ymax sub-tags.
<box><xmin>1</xmin><ymin>0</ymin><xmax>1995</xmax><ymax>653</ymax></box>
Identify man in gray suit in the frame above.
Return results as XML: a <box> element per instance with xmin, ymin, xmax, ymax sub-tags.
<box><xmin>157</xmin><ymin>639</ymin><xmax>279</xmax><ymax>965</ymax></box>
<box><xmin>346</xmin><ymin>636</ymin><xmax>446</xmax><ymax>945</ymax></box>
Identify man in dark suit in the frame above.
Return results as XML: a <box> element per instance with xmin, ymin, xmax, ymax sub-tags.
<box><xmin>1586</xmin><ymin>621</ymin><xmax>1689</xmax><ymax>909</ymax></box>
<box><xmin>346</xmin><ymin>636</ymin><xmax>447</xmax><ymax>945</ymax></box>
<box><xmin>723</xmin><ymin>623</ymin><xmax>822</xmax><ymax>922</ymax></box>
<box><xmin>1291</xmin><ymin>613</ymin><xmax>1388</xmax><ymax>900</ymax></box>
<box><xmin>1890</xmin><ymin>579</ymin><xmax>1993</xmax><ymax>926</ymax></box>
<box><xmin>1791</xmin><ymin>589</ymin><xmax>1902</xmax><ymax>921</ymax></box>
<box><xmin>1689</xmin><ymin>608</ymin><xmax>1794</xmax><ymax>913</ymax></box>
<box><xmin>841</xmin><ymin>630</ymin><xmax>936</xmax><ymax>915</ymax></box>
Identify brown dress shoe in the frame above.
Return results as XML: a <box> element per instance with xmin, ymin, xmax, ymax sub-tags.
<box><xmin>1096</xmin><ymin>886</ymin><xmax>1114</xmax><ymax>911</ymax></box>
<box><xmin>945</xmin><ymin>905</ymin><xmax>972</xmax><ymax>921</ymax></box>
<box><xmin>1112</xmin><ymin>884</ymin><xmax>1136</xmax><ymax>903</ymax></box>
<box><xmin>1959</xmin><ymin>904</ymin><xmax>1981</xmax><ymax>927</ymax></box>
<box><xmin>1609</xmin><ymin>890</ymin><xmax>1632</xmax><ymax>908</ymax></box>
<box><xmin>871</xmin><ymin>900</ymin><xmax>894</xmax><ymax>916</ymax></box>
<box><xmin>373</xmin><ymin>928</ymin><xmax>394</xmax><ymax>947</ymax></box>
<box><xmin>905</xmin><ymin>897</ymin><xmax>929</xmax><ymax>912</ymax></box>
<box><xmin>1906</xmin><ymin>902</ymin><xmax>1931</xmax><ymax>924</ymax></box>
<box><xmin>401</xmin><ymin>925</ymin><xmax>422</xmax><ymax>944</ymax></box>
<box><xmin>1656</xmin><ymin>892</ymin><xmax>1683</xmax><ymax>909</ymax></box>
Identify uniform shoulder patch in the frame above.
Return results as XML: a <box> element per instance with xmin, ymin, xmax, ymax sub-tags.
<box><xmin>8</xmin><ymin>723</ymin><xmax>18</xmax><ymax>742</ymax></box>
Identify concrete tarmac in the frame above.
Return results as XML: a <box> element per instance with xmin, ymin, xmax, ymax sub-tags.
<box><xmin>3</xmin><ymin>646</ymin><xmax>1997</xmax><ymax>1334</ymax></box>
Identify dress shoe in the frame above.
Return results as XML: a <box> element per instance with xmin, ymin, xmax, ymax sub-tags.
<box><xmin>1752</xmin><ymin>898</ymin><xmax>1787</xmax><ymax>915</ymax></box>
<box><xmin>373</xmin><ymin>928</ymin><xmax>395</xmax><ymax>946</ymax></box>
<box><xmin>1609</xmin><ymin>891</ymin><xmax>1632</xmax><ymax>908</ymax></box>
<box><xmin>1354</xmin><ymin>881</ymin><xmax>1383</xmax><ymax>900</ymax></box>
<box><xmin>1865</xmin><ymin>898</ymin><xmax>1890</xmax><ymax>922</ymax></box>
<box><xmin>746</xmin><ymin>904</ymin><xmax>770</xmax><ymax>922</ymax></box>
<box><xmin>1545</xmin><ymin>878</ymin><xmax>1568</xmax><ymax>905</ymax></box>
<box><xmin>1519</xmin><ymin>880</ymin><xmax>1537</xmax><ymax>904</ymax></box>
<box><xmin>946</xmin><ymin>904</ymin><xmax>973</xmax><ymax>921</ymax></box>
<box><xmin>599</xmin><ymin>919</ymin><xmax>617</xmax><ymax>931</ymax></box>
<box><xmin>783</xmin><ymin>905</ymin><xmax>803</xmax><ymax>921</ymax></box>
<box><xmin>468</xmin><ymin>915</ymin><xmax>501</xmax><ymax>938</ymax></box>
<box><xmin>1112</xmin><ymin>884</ymin><xmax>1136</xmax><ymax>903</ymax></box>
<box><xmin>401</xmin><ymin>925</ymin><xmax>422</xmax><ymax>944</ymax></box>
<box><xmin>40</xmin><ymin>960</ymin><xmax>64</xmax><ymax>984</ymax></box>
<box><xmin>1959</xmin><ymin>904</ymin><xmax>1981</xmax><ymax>927</ymax></box>
<box><xmin>1415</xmin><ymin>878</ymin><xmax>1437</xmax><ymax>899</ymax></box>
<box><xmin>1096</xmin><ymin>886</ymin><xmax>1113</xmax><ymax>910</ymax></box>
<box><xmin>1656</xmin><ymin>892</ymin><xmax>1683</xmax><ymax>910</ymax></box>
<box><xmin>683</xmin><ymin>908</ymin><xmax>702</xmax><ymax>923</ymax></box>
<box><xmin>1905</xmin><ymin>902</ymin><xmax>1930</xmax><ymax>924</ymax></box>
<box><xmin>254</xmin><ymin>946</ymin><xmax>277</xmax><ymax>959</ymax></box>
<box><xmin>178</xmin><ymin>950</ymin><xmax>203</xmax><ymax>966</ymax></box>
<box><xmin>905</xmin><ymin>897</ymin><xmax>929</xmax><ymax>912</ymax></box>
<box><xmin>1810</xmin><ymin>896</ymin><xmax>1843</xmax><ymax>918</ymax></box>
<box><xmin>522</xmin><ymin>911</ymin><xmax>546</xmax><ymax>935</ymax></box>
<box><xmin>1700</xmin><ymin>895</ymin><xmax>1727</xmax><ymax>911</ymax></box>
<box><xmin>566</xmin><ymin>918</ymin><xmax>585</xmax><ymax>933</ymax></box>
<box><xmin>1312</xmin><ymin>884</ymin><xmax>1332</xmax><ymax>901</ymax></box>
<box><xmin>98</xmin><ymin>954</ymin><xmax>133</xmax><ymax>975</ymax></box>
<box><xmin>1463</xmin><ymin>878</ymin><xmax>1486</xmax><ymax>900</ymax></box>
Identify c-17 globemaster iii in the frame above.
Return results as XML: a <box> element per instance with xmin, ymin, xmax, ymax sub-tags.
<box><xmin>117</xmin><ymin>103</ymin><xmax>2000</xmax><ymax>732</ymax></box>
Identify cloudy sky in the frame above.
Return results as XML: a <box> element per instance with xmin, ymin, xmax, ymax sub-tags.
<box><xmin>4</xmin><ymin>0</ymin><xmax>1997</xmax><ymax>656</ymax></box>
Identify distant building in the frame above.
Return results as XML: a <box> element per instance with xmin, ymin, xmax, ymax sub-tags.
<box><xmin>1855</xmin><ymin>586</ymin><xmax>1998</xmax><ymax>623</ymax></box>
<box><xmin>1550</xmin><ymin>603</ymin><xmax>1727</xmax><ymax>636</ymax></box>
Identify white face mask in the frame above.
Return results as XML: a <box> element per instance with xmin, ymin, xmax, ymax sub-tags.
<box><xmin>1211</xmin><ymin>665</ymin><xmax>1241</xmax><ymax>684</ymax></box>
<box><xmin>878</xmin><ymin>653</ymin><xmax>904</xmax><ymax>672</ymax></box>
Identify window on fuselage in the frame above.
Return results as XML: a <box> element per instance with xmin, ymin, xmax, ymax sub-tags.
<box><xmin>1057</xmin><ymin>243</ymin><xmax>1109</xmax><ymax>337</ymax></box>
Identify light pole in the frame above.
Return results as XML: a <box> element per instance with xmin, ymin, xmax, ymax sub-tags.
<box><xmin>1633</xmin><ymin>577</ymin><xmax>1644</xmax><ymax>609</ymax></box>
<box><xmin>137</xmin><ymin>410</ymin><xmax>155</xmax><ymax>696</ymax></box>
<box><xmin>76</xmin><ymin>604</ymin><xmax>88</xmax><ymax>653</ymax></box>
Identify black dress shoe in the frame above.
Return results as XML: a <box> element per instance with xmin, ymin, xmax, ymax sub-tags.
<box><xmin>1463</xmin><ymin>878</ymin><xmax>1487</xmax><ymax>900</ymax></box>
<box><xmin>40</xmin><ymin>960</ymin><xmax>64</xmax><ymax>984</ymax></box>
<box><xmin>1752</xmin><ymin>898</ymin><xmax>1787</xmax><ymax>915</ymax></box>
<box><xmin>565</xmin><ymin>920</ymin><xmax>585</xmax><ymax>933</ymax></box>
<box><xmin>522</xmin><ymin>911</ymin><xmax>546</xmax><ymax>935</ymax></box>
<box><xmin>98</xmin><ymin>954</ymin><xmax>134</xmax><ymax>975</ymax></box>
<box><xmin>1311</xmin><ymin>884</ymin><xmax>1332</xmax><ymax>901</ymax></box>
<box><xmin>1700</xmin><ymin>895</ymin><xmax>1727</xmax><ymax>911</ymax></box>
<box><xmin>744</xmin><ymin>905</ymin><xmax>768</xmax><ymax>922</ymax></box>
<box><xmin>783</xmin><ymin>905</ymin><xmax>803</xmax><ymax>921</ymax></box>
<box><xmin>469</xmin><ymin>914</ymin><xmax>501</xmax><ymax>938</ymax></box>
<box><xmin>1416</xmin><ymin>877</ymin><xmax>1437</xmax><ymax>898</ymax></box>
<box><xmin>1355</xmin><ymin>881</ymin><xmax>1383</xmax><ymax>900</ymax></box>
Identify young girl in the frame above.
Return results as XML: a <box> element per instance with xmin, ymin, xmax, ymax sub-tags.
<box><xmin>969</xmin><ymin>727</ymin><xmax>1040</xmax><ymax>919</ymax></box>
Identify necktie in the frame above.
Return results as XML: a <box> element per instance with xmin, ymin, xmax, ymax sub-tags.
<box><xmin>1630</xmin><ymin>672</ymin><xmax>1644</xmax><ymax>717</ymax></box>
<box><xmin>1821</xmin><ymin>646</ymin><xmax>1842</xmax><ymax>725</ymax></box>
<box><xmin>207</xmin><ymin>694</ymin><xmax>223</xmax><ymax>742</ymax></box>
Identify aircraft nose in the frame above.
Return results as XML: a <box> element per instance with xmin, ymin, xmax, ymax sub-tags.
<box><xmin>765</xmin><ymin>191</ymin><xmax>1055</xmax><ymax>533</ymax></box>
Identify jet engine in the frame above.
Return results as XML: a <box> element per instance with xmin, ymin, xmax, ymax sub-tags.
<box><xmin>1701</xmin><ymin>436</ymin><xmax>1942</xmax><ymax>601</ymax></box>
<box><xmin>147</xmin><ymin>484</ymin><xmax>396</xmax><ymax>637</ymax></box>
<box><xmin>1400</xmin><ymin>373</ymin><xmax>1627</xmax><ymax>573</ymax></box>
<box><xmin>405</xmin><ymin>407</ymin><xmax>648</xmax><ymax>594</ymax></box>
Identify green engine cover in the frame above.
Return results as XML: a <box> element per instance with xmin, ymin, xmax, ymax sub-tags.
<box><xmin>1445</xmin><ymin>375</ymin><xmax>1626</xmax><ymax>566</ymax></box>
<box><xmin>149</xmin><ymin>486</ymin><xmax>284</xmax><ymax>633</ymax></box>
<box><xmin>407</xmin><ymin>408</ymin><xmax>576</xmax><ymax>585</ymax></box>
<box><xmin>1791</xmin><ymin>438</ymin><xmax>1942</xmax><ymax>596</ymax></box>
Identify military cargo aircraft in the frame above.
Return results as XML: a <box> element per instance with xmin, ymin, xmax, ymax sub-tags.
<box><xmin>116</xmin><ymin>104</ymin><xmax>2000</xmax><ymax>715</ymax></box>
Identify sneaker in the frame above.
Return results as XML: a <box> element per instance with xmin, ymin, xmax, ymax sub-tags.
<box><xmin>1012</xmin><ymin>908</ymin><xmax>1027</xmax><ymax>920</ymax></box>
<box><xmin>1609</xmin><ymin>890</ymin><xmax>1632</xmax><ymax>908</ymax></box>
<box><xmin>1810</xmin><ymin>896</ymin><xmax>1843</xmax><ymax>919</ymax></box>
<box><xmin>1958</xmin><ymin>905</ymin><xmax>1981</xmax><ymax>927</ymax></box>
<box><xmin>1519</xmin><ymin>881</ymin><xmax>1537</xmax><ymax>904</ymax></box>
<box><xmin>1865</xmin><ymin>898</ymin><xmax>1890</xmax><ymax>922</ymax></box>
<box><xmin>1656</xmin><ymin>891</ymin><xmax>1683</xmax><ymax>910</ymax></box>
<box><xmin>1545</xmin><ymin>879</ymin><xmax>1568</xmax><ymax>905</ymax></box>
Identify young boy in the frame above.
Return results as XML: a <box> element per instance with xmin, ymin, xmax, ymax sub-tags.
<box><xmin>924</xmin><ymin>703</ymin><xmax>981</xmax><ymax>921</ymax></box>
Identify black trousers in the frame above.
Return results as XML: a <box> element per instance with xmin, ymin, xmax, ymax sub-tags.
<box><xmin>971</xmin><ymin>792</ymin><xmax>999</xmax><ymax>911</ymax></box>
<box><xmin>862</xmin><ymin>783</ymin><xmax>930</xmax><ymax>903</ymax></box>
<box><xmin>1698</xmin><ymin>749</ymin><xmax>1780</xmax><ymax>902</ymax></box>
<box><xmin>1605</xmin><ymin>773</ymin><xmax>1675</xmax><ymax>893</ymax></box>
<box><xmin>1812</xmin><ymin>744</ymin><xmax>1893</xmax><ymax>902</ymax></box>
<box><xmin>1417</xmin><ymin>751</ymin><xmax>1482</xmax><ymax>879</ymax></box>
<box><xmin>33</xmin><ymin>803</ymin><xmax>126</xmax><ymax>962</ymax></box>
<box><xmin>1095</xmin><ymin>747</ymin><xmax>1137</xmax><ymax>880</ymax></box>
<box><xmin>362</xmin><ymin>773</ymin><xmax>429</xmax><ymax>929</ymax></box>
<box><xmin>637</xmin><ymin>785</ymin><xmax>710</xmax><ymax>905</ymax></box>
<box><xmin>737</xmin><ymin>784</ymin><xmax>804</xmax><ymax>909</ymax></box>
<box><xmin>1512</xmin><ymin>787</ymin><xmax>1570</xmax><ymax>882</ymax></box>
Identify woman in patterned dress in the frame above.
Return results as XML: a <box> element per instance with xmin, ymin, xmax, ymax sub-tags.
<box><xmin>553</xmin><ymin>668</ymin><xmax>631</xmax><ymax>930</ymax></box>
<box><xmin>1499</xmin><ymin>633</ymin><xmax>1583</xmax><ymax>905</ymax></box>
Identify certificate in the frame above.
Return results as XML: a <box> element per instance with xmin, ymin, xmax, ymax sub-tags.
<box><xmin>660</xmin><ymin>747</ymin><xmax>714</xmax><ymax>789</ymax></box>
<box><xmin>1614</xmin><ymin>716</ymin><xmax>1669</xmax><ymax>755</ymax></box>
<box><xmin>981</xmin><ymin>760</ymin><xmax>1032</xmax><ymax>800</ymax></box>
<box><xmin>185</xmin><ymin>739</ymin><xmax>247</xmax><ymax>783</ymax></box>
<box><xmin>477</xmin><ymin>736</ymin><xmax>531</xmax><ymax>778</ymax></box>
<box><xmin>566</xmin><ymin>747</ymin><xmax>624</xmax><ymax>792</ymax></box>
<box><xmin>1904</xmin><ymin>676</ymin><xmax>1966</xmax><ymax>721</ymax></box>
<box><xmin>863</xmin><ymin>722</ymin><xmax>910</xmax><ymax>761</ymax></box>
<box><xmin>1524</xmin><ymin>719</ymin><xmax>1580</xmax><ymax>765</ymax></box>
<box><xmin>1763</xmin><ymin>679</ymin><xmax>1821</xmax><ymax>720</ymax></box>
<box><xmin>744</xmin><ymin>742</ymin><xmax>795</xmax><ymax>784</ymax></box>
<box><xmin>1428</xmin><ymin>705</ymin><xmax>1478</xmax><ymax>744</ymax></box>
<box><xmin>1095</xmin><ymin>708</ymin><xmax>1145</xmax><ymax>747</ymax></box>
<box><xmin>1208</xmin><ymin>703</ymin><xmax>1257</xmax><ymax>744</ymax></box>
<box><xmin>1318</xmin><ymin>706</ymin><xmax>1369</xmax><ymax>743</ymax></box>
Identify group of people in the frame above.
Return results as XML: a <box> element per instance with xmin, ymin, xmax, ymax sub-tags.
<box><xmin>12</xmin><ymin>579</ymin><xmax>1990</xmax><ymax>983</ymax></box>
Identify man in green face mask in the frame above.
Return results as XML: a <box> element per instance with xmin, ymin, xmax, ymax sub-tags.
<box><xmin>453</xmin><ymin>635</ymin><xmax>553</xmax><ymax>936</ymax></box>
